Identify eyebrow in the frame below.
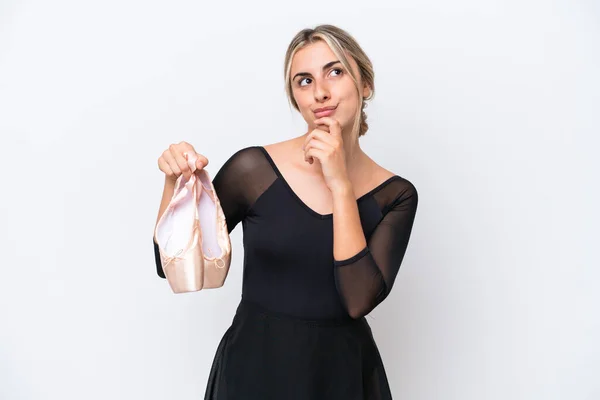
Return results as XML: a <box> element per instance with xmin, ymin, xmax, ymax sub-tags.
<box><xmin>292</xmin><ymin>60</ymin><xmax>341</xmax><ymax>81</ymax></box>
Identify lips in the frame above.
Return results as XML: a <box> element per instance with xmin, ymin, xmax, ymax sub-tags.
<box><xmin>313</xmin><ymin>106</ymin><xmax>337</xmax><ymax>118</ymax></box>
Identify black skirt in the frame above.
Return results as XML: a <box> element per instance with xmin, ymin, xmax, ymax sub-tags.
<box><xmin>204</xmin><ymin>298</ymin><xmax>393</xmax><ymax>400</ymax></box>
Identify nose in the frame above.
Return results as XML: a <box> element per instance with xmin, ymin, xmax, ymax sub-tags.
<box><xmin>313</xmin><ymin>79</ymin><xmax>330</xmax><ymax>102</ymax></box>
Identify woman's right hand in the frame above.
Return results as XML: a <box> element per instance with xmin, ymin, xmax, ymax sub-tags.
<box><xmin>157</xmin><ymin>141</ymin><xmax>209</xmax><ymax>183</ymax></box>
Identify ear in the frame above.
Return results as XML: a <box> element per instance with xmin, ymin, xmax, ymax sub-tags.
<box><xmin>362</xmin><ymin>84</ymin><xmax>371</xmax><ymax>98</ymax></box>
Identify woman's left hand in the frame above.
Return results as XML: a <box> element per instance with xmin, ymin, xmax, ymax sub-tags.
<box><xmin>302</xmin><ymin>117</ymin><xmax>351</xmax><ymax>193</ymax></box>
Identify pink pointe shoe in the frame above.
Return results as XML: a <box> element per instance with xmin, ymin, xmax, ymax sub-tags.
<box><xmin>154</xmin><ymin>152</ymin><xmax>232</xmax><ymax>293</ymax></box>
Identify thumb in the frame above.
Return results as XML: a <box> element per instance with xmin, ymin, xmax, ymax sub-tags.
<box><xmin>196</xmin><ymin>157</ymin><xmax>208</xmax><ymax>170</ymax></box>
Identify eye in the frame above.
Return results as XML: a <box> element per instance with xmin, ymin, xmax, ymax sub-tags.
<box><xmin>297</xmin><ymin>68</ymin><xmax>343</xmax><ymax>87</ymax></box>
<box><xmin>298</xmin><ymin>77</ymin><xmax>312</xmax><ymax>87</ymax></box>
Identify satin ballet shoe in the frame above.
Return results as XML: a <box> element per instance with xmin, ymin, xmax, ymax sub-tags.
<box><xmin>195</xmin><ymin>167</ymin><xmax>232</xmax><ymax>288</ymax></box>
<box><xmin>153</xmin><ymin>152</ymin><xmax>231</xmax><ymax>293</ymax></box>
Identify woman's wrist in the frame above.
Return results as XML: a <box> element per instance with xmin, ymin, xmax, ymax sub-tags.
<box><xmin>330</xmin><ymin>179</ymin><xmax>353</xmax><ymax>198</ymax></box>
<box><xmin>164</xmin><ymin>176</ymin><xmax>177</xmax><ymax>187</ymax></box>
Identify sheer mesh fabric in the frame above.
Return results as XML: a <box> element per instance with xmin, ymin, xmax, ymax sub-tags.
<box><xmin>210</xmin><ymin>146</ymin><xmax>278</xmax><ymax>234</ymax></box>
<box><xmin>153</xmin><ymin>145</ymin><xmax>418</xmax><ymax>320</ymax></box>
<box><xmin>333</xmin><ymin>179</ymin><xmax>418</xmax><ymax>318</ymax></box>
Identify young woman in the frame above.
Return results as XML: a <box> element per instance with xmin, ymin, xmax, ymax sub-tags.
<box><xmin>153</xmin><ymin>24</ymin><xmax>418</xmax><ymax>400</ymax></box>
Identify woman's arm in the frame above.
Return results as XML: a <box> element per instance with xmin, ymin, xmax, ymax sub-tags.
<box><xmin>331</xmin><ymin>181</ymin><xmax>367</xmax><ymax>261</ymax></box>
<box><xmin>332</xmin><ymin>182</ymin><xmax>419</xmax><ymax>318</ymax></box>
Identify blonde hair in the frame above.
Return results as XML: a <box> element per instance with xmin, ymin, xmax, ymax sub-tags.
<box><xmin>283</xmin><ymin>24</ymin><xmax>375</xmax><ymax>142</ymax></box>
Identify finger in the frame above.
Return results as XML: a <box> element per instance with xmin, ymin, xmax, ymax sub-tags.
<box><xmin>305</xmin><ymin>148</ymin><xmax>326</xmax><ymax>165</ymax></box>
<box><xmin>163</xmin><ymin>149</ymin><xmax>184</xmax><ymax>179</ymax></box>
<box><xmin>316</xmin><ymin>123</ymin><xmax>330</xmax><ymax>133</ymax></box>
<box><xmin>306</xmin><ymin>130</ymin><xmax>338</xmax><ymax>150</ymax></box>
<box><xmin>313</xmin><ymin>116</ymin><xmax>336</xmax><ymax>127</ymax></box>
<box><xmin>195</xmin><ymin>153</ymin><xmax>209</xmax><ymax>170</ymax></box>
<box><xmin>169</xmin><ymin>146</ymin><xmax>193</xmax><ymax>179</ymax></box>
<box><xmin>303</xmin><ymin>136</ymin><xmax>317</xmax><ymax>164</ymax></box>
<box><xmin>304</xmin><ymin>141</ymin><xmax>327</xmax><ymax>164</ymax></box>
<box><xmin>304</xmin><ymin>137</ymin><xmax>331</xmax><ymax>154</ymax></box>
<box><xmin>313</xmin><ymin>117</ymin><xmax>342</xmax><ymax>136</ymax></box>
<box><xmin>303</xmin><ymin>128</ymin><xmax>334</xmax><ymax>150</ymax></box>
<box><xmin>304</xmin><ymin>139</ymin><xmax>331</xmax><ymax>164</ymax></box>
<box><xmin>158</xmin><ymin>156</ymin><xmax>176</xmax><ymax>178</ymax></box>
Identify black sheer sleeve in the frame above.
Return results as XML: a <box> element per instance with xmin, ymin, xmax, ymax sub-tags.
<box><xmin>153</xmin><ymin>146</ymin><xmax>273</xmax><ymax>278</ymax></box>
<box><xmin>333</xmin><ymin>179</ymin><xmax>419</xmax><ymax>318</ymax></box>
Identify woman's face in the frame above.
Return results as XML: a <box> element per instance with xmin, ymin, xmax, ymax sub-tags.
<box><xmin>290</xmin><ymin>41</ymin><xmax>370</xmax><ymax>136</ymax></box>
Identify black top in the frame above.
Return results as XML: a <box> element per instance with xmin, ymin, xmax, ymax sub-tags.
<box><xmin>153</xmin><ymin>146</ymin><xmax>418</xmax><ymax>320</ymax></box>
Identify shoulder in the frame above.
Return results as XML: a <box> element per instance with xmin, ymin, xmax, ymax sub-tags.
<box><xmin>368</xmin><ymin>162</ymin><xmax>418</xmax><ymax>212</ymax></box>
<box><xmin>219</xmin><ymin>145</ymin><xmax>270</xmax><ymax>172</ymax></box>
<box><xmin>224</xmin><ymin>145</ymin><xmax>264</xmax><ymax>162</ymax></box>
<box><xmin>226</xmin><ymin>139</ymin><xmax>295</xmax><ymax>163</ymax></box>
<box><xmin>213</xmin><ymin>145</ymin><xmax>277</xmax><ymax>184</ymax></box>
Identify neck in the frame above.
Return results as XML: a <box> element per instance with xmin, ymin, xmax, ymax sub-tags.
<box><xmin>343</xmin><ymin>137</ymin><xmax>364</xmax><ymax>171</ymax></box>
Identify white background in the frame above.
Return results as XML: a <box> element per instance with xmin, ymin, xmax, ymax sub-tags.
<box><xmin>0</xmin><ymin>0</ymin><xmax>598</xmax><ymax>399</ymax></box>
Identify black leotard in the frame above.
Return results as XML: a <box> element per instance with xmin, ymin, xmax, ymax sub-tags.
<box><xmin>154</xmin><ymin>145</ymin><xmax>418</xmax><ymax>320</ymax></box>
